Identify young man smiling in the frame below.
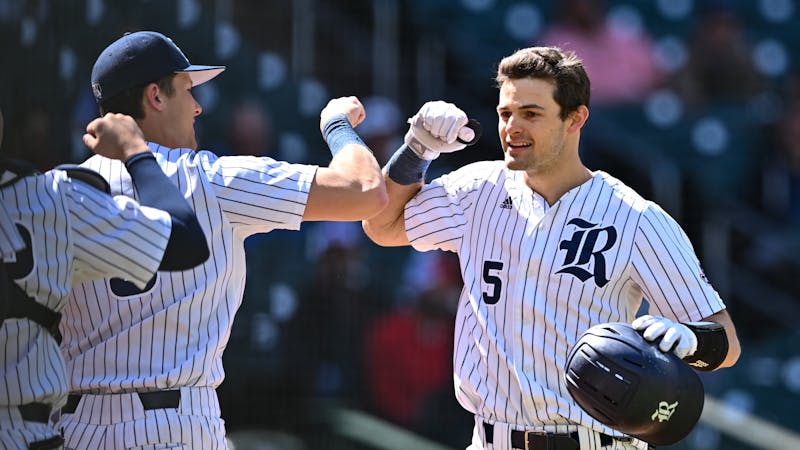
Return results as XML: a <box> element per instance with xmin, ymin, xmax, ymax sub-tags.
<box><xmin>363</xmin><ymin>46</ymin><xmax>740</xmax><ymax>449</ymax></box>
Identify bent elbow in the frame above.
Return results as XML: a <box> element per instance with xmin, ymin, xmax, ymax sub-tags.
<box><xmin>187</xmin><ymin>238</ymin><xmax>211</xmax><ymax>268</ymax></box>
<box><xmin>365</xmin><ymin>184</ymin><xmax>389</xmax><ymax>218</ymax></box>
<box><xmin>158</xmin><ymin>220</ymin><xmax>210</xmax><ymax>271</ymax></box>
<box><xmin>362</xmin><ymin>220</ymin><xmax>390</xmax><ymax>247</ymax></box>
<box><xmin>722</xmin><ymin>335</ymin><xmax>742</xmax><ymax>369</ymax></box>
<box><xmin>362</xmin><ymin>217</ymin><xmax>406</xmax><ymax>247</ymax></box>
<box><xmin>180</xmin><ymin>220</ymin><xmax>210</xmax><ymax>268</ymax></box>
<box><xmin>358</xmin><ymin>176</ymin><xmax>388</xmax><ymax>218</ymax></box>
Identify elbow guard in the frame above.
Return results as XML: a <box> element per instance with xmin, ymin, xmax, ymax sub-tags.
<box><xmin>682</xmin><ymin>321</ymin><xmax>729</xmax><ymax>371</ymax></box>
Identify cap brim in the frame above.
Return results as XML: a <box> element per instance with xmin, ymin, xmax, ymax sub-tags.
<box><xmin>182</xmin><ymin>65</ymin><xmax>226</xmax><ymax>88</ymax></box>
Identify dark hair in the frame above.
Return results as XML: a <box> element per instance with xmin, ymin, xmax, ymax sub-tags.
<box><xmin>98</xmin><ymin>73</ymin><xmax>177</xmax><ymax>118</ymax></box>
<box><xmin>496</xmin><ymin>46</ymin><xmax>591</xmax><ymax>120</ymax></box>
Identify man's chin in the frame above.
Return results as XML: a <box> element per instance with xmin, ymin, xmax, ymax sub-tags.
<box><xmin>504</xmin><ymin>156</ymin><xmax>526</xmax><ymax>171</ymax></box>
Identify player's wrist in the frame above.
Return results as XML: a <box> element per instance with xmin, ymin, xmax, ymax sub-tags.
<box><xmin>322</xmin><ymin>113</ymin><xmax>370</xmax><ymax>158</ymax></box>
<box><xmin>385</xmin><ymin>143</ymin><xmax>432</xmax><ymax>185</ymax></box>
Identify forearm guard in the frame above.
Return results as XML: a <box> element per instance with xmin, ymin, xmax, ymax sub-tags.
<box><xmin>682</xmin><ymin>321</ymin><xmax>729</xmax><ymax>371</ymax></box>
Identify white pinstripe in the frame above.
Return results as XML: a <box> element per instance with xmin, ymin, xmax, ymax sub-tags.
<box><xmin>1</xmin><ymin>169</ymin><xmax>172</xmax><ymax>448</ymax></box>
<box><xmin>0</xmin><ymin>407</ymin><xmax>61</xmax><ymax>450</ymax></box>
<box><xmin>60</xmin><ymin>142</ymin><xmax>316</xmax><ymax>448</ymax></box>
<box><xmin>60</xmin><ymin>388</ymin><xmax>224</xmax><ymax>450</ymax></box>
<box><xmin>405</xmin><ymin>163</ymin><xmax>722</xmax><ymax>449</ymax></box>
<box><xmin>0</xmin><ymin>202</ymin><xmax>24</xmax><ymax>260</ymax></box>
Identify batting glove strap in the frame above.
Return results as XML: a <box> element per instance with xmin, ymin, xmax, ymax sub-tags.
<box><xmin>404</xmin><ymin>129</ymin><xmax>442</xmax><ymax>161</ymax></box>
<box><xmin>682</xmin><ymin>321</ymin><xmax>729</xmax><ymax>372</ymax></box>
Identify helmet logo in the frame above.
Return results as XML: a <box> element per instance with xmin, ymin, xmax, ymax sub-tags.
<box><xmin>92</xmin><ymin>83</ymin><xmax>102</xmax><ymax>100</ymax></box>
<box><xmin>651</xmin><ymin>401</ymin><xmax>679</xmax><ymax>422</ymax></box>
<box><xmin>689</xmin><ymin>359</ymin><xmax>710</xmax><ymax>369</ymax></box>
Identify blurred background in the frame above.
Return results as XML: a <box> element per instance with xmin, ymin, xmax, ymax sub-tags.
<box><xmin>1</xmin><ymin>0</ymin><xmax>799</xmax><ymax>448</ymax></box>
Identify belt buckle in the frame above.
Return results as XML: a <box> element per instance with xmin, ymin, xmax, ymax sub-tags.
<box><xmin>524</xmin><ymin>429</ymin><xmax>548</xmax><ymax>450</ymax></box>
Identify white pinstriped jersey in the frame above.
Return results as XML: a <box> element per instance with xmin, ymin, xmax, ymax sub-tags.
<box><xmin>0</xmin><ymin>202</ymin><xmax>24</xmax><ymax>259</ymax></box>
<box><xmin>405</xmin><ymin>162</ymin><xmax>725</xmax><ymax>436</ymax></box>
<box><xmin>62</xmin><ymin>142</ymin><xmax>316</xmax><ymax>394</ymax></box>
<box><xmin>0</xmin><ymin>170</ymin><xmax>171</xmax><ymax>408</ymax></box>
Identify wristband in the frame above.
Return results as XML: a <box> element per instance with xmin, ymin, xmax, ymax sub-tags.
<box><xmin>321</xmin><ymin>113</ymin><xmax>369</xmax><ymax>157</ymax></box>
<box><xmin>682</xmin><ymin>321</ymin><xmax>729</xmax><ymax>371</ymax></box>
<box><xmin>385</xmin><ymin>144</ymin><xmax>433</xmax><ymax>185</ymax></box>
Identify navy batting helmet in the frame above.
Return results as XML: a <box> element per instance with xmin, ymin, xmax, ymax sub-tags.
<box><xmin>564</xmin><ymin>322</ymin><xmax>704</xmax><ymax>446</ymax></box>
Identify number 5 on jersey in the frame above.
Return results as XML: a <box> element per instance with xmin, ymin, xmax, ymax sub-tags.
<box><xmin>482</xmin><ymin>260</ymin><xmax>504</xmax><ymax>305</ymax></box>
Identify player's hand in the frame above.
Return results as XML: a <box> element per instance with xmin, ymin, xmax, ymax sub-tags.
<box><xmin>405</xmin><ymin>101</ymin><xmax>474</xmax><ymax>160</ymax></box>
<box><xmin>83</xmin><ymin>113</ymin><xmax>151</xmax><ymax>162</ymax></box>
<box><xmin>320</xmin><ymin>96</ymin><xmax>366</xmax><ymax>131</ymax></box>
<box><xmin>632</xmin><ymin>315</ymin><xmax>698</xmax><ymax>359</ymax></box>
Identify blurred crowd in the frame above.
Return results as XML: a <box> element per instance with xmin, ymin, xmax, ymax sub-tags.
<box><xmin>1</xmin><ymin>0</ymin><xmax>799</xmax><ymax>448</ymax></box>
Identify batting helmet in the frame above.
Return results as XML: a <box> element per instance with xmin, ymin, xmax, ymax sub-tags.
<box><xmin>564</xmin><ymin>322</ymin><xmax>704</xmax><ymax>446</ymax></box>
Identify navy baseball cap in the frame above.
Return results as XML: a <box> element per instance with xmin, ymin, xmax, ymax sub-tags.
<box><xmin>91</xmin><ymin>31</ymin><xmax>225</xmax><ymax>103</ymax></box>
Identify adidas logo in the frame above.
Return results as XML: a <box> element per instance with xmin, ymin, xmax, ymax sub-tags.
<box><xmin>499</xmin><ymin>197</ymin><xmax>513</xmax><ymax>209</ymax></box>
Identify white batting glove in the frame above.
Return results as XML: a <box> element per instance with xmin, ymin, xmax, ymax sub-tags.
<box><xmin>632</xmin><ymin>315</ymin><xmax>698</xmax><ymax>359</ymax></box>
<box><xmin>405</xmin><ymin>101</ymin><xmax>474</xmax><ymax>160</ymax></box>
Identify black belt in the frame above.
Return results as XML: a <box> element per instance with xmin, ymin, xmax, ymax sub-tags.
<box><xmin>62</xmin><ymin>390</ymin><xmax>181</xmax><ymax>414</ymax></box>
<box><xmin>484</xmin><ymin>422</ymin><xmax>613</xmax><ymax>450</ymax></box>
<box><xmin>17</xmin><ymin>402</ymin><xmax>52</xmax><ymax>423</ymax></box>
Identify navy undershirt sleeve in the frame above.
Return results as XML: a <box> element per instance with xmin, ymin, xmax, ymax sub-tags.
<box><xmin>125</xmin><ymin>152</ymin><xmax>209</xmax><ymax>270</ymax></box>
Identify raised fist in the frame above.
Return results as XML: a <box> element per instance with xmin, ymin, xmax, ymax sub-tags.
<box><xmin>405</xmin><ymin>101</ymin><xmax>474</xmax><ymax>160</ymax></box>
<box><xmin>320</xmin><ymin>96</ymin><xmax>366</xmax><ymax>132</ymax></box>
<box><xmin>83</xmin><ymin>113</ymin><xmax>150</xmax><ymax>161</ymax></box>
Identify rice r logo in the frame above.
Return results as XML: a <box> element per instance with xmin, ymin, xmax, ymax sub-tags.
<box><xmin>651</xmin><ymin>401</ymin><xmax>679</xmax><ymax>422</ymax></box>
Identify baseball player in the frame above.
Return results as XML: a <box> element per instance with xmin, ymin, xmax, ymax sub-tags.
<box><xmin>0</xmin><ymin>109</ymin><xmax>209</xmax><ymax>449</ymax></box>
<box><xmin>57</xmin><ymin>31</ymin><xmax>386</xmax><ymax>449</ymax></box>
<box><xmin>362</xmin><ymin>46</ymin><xmax>741</xmax><ymax>450</ymax></box>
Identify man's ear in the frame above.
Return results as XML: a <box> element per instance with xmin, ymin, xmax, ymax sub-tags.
<box><xmin>567</xmin><ymin>105</ymin><xmax>589</xmax><ymax>133</ymax></box>
<box><xmin>143</xmin><ymin>83</ymin><xmax>165</xmax><ymax>112</ymax></box>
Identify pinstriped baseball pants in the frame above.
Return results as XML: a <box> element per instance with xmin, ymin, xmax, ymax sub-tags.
<box><xmin>0</xmin><ymin>406</ymin><xmax>62</xmax><ymax>450</ymax></box>
<box><xmin>468</xmin><ymin>417</ymin><xmax>650</xmax><ymax>450</ymax></box>
<box><xmin>57</xmin><ymin>387</ymin><xmax>226</xmax><ymax>450</ymax></box>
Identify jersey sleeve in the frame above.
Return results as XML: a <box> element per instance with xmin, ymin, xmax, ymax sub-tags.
<box><xmin>630</xmin><ymin>202</ymin><xmax>725</xmax><ymax>322</ymax></box>
<box><xmin>67</xmin><ymin>179</ymin><xmax>172</xmax><ymax>289</ymax></box>
<box><xmin>199</xmin><ymin>152</ymin><xmax>316</xmax><ymax>234</ymax></box>
<box><xmin>404</xmin><ymin>166</ymin><xmax>479</xmax><ymax>253</ymax></box>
